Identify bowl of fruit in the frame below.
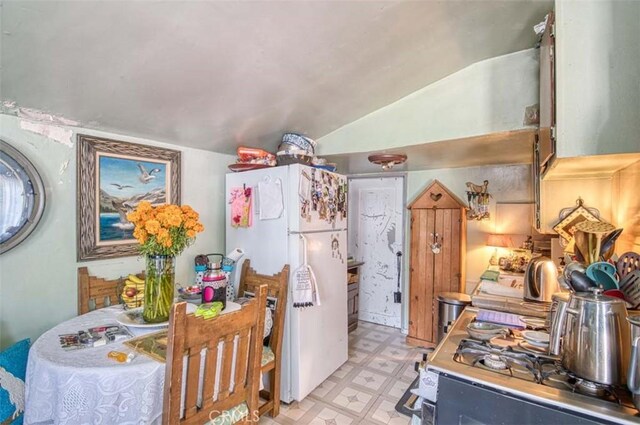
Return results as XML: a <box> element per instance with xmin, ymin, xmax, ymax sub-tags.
<box><xmin>178</xmin><ymin>285</ymin><xmax>202</xmax><ymax>301</ymax></box>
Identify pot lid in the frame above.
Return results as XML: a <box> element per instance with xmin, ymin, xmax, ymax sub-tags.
<box><xmin>572</xmin><ymin>287</ymin><xmax>625</xmax><ymax>304</ymax></box>
<box><xmin>437</xmin><ymin>292</ymin><xmax>472</xmax><ymax>305</ymax></box>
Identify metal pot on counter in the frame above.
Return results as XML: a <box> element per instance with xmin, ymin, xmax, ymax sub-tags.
<box><xmin>550</xmin><ymin>287</ymin><xmax>630</xmax><ymax>386</ymax></box>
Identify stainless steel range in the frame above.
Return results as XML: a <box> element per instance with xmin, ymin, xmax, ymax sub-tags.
<box><xmin>427</xmin><ymin>307</ymin><xmax>640</xmax><ymax>425</ymax></box>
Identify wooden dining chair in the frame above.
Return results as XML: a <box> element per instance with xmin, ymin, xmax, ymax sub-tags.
<box><xmin>163</xmin><ymin>285</ymin><xmax>267</xmax><ymax>425</ymax></box>
<box><xmin>77</xmin><ymin>267</ymin><xmax>143</xmax><ymax>315</ymax></box>
<box><xmin>237</xmin><ymin>260</ymin><xmax>289</xmax><ymax>418</ymax></box>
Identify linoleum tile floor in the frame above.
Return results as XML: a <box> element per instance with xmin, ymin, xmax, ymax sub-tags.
<box><xmin>260</xmin><ymin>321</ymin><xmax>426</xmax><ymax>425</ymax></box>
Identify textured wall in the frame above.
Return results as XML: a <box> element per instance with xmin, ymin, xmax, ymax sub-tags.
<box><xmin>317</xmin><ymin>49</ymin><xmax>539</xmax><ymax>156</ymax></box>
<box><xmin>0</xmin><ymin>114</ymin><xmax>234</xmax><ymax>349</ymax></box>
<box><xmin>555</xmin><ymin>0</ymin><xmax>640</xmax><ymax>157</ymax></box>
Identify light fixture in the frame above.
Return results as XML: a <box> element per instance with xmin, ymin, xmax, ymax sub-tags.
<box><xmin>368</xmin><ymin>153</ymin><xmax>407</xmax><ymax>171</ymax></box>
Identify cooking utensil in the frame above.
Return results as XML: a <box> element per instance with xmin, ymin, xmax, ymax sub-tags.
<box><xmin>524</xmin><ymin>257</ymin><xmax>560</xmax><ymax>302</ymax></box>
<box><xmin>568</xmin><ymin>270</ymin><xmax>597</xmax><ymax>292</ymax></box>
<box><xmin>552</xmin><ymin>288</ymin><xmax>630</xmax><ymax>385</ymax></box>
<box><xmin>466</xmin><ymin>322</ymin><xmax>509</xmax><ymax>341</ymax></box>
<box><xmin>591</xmin><ymin>269</ymin><xmax>619</xmax><ymax>290</ymax></box>
<box><xmin>573</xmin><ymin>231</ymin><xmax>590</xmax><ymax>264</ymax></box>
<box><xmin>586</xmin><ymin>261</ymin><xmax>617</xmax><ymax>281</ymax></box>
<box><xmin>626</xmin><ymin>314</ymin><xmax>640</xmax><ymax>411</ymax></box>
<box><xmin>394</xmin><ymin>251</ymin><xmax>402</xmax><ymax>303</ymax></box>
<box><xmin>620</xmin><ymin>271</ymin><xmax>640</xmax><ymax>309</ymax></box>
<box><xmin>574</xmin><ymin>221</ymin><xmax>616</xmax><ymax>265</ymax></box>
<box><xmin>563</xmin><ymin>261</ymin><xmax>586</xmax><ymax>283</ymax></box>
<box><xmin>603</xmin><ymin>289</ymin><xmax>625</xmax><ymax>301</ymax></box>
<box><xmin>618</xmin><ymin>252</ymin><xmax>640</xmax><ymax>279</ymax></box>
<box><xmin>599</xmin><ymin>228</ymin><xmax>623</xmax><ymax>261</ymax></box>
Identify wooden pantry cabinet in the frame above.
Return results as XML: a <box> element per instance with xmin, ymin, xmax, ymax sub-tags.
<box><xmin>407</xmin><ymin>180</ymin><xmax>466</xmax><ymax>347</ymax></box>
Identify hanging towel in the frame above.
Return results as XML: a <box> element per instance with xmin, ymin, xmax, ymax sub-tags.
<box><xmin>292</xmin><ymin>235</ymin><xmax>321</xmax><ymax>308</ymax></box>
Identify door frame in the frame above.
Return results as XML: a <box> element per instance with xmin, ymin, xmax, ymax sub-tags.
<box><xmin>347</xmin><ymin>172</ymin><xmax>408</xmax><ymax>333</ymax></box>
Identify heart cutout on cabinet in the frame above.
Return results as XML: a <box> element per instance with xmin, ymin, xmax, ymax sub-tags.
<box><xmin>430</xmin><ymin>192</ymin><xmax>443</xmax><ymax>202</ymax></box>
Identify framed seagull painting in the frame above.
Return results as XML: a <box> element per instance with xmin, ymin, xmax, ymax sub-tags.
<box><xmin>77</xmin><ymin>134</ymin><xmax>181</xmax><ymax>260</ymax></box>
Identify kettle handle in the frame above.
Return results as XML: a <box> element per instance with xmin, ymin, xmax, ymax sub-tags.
<box><xmin>526</xmin><ymin>260</ymin><xmax>540</xmax><ymax>298</ymax></box>
<box><xmin>628</xmin><ymin>336</ymin><xmax>640</xmax><ymax>393</ymax></box>
<box><xmin>549</xmin><ymin>300</ymin><xmax>569</xmax><ymax>356</ymax></box>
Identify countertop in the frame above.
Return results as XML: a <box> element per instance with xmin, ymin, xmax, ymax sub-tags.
<box><xmin>428</xmin><ymin>307</ymin><xmax>640</xmax><ymax>425</ymax></box>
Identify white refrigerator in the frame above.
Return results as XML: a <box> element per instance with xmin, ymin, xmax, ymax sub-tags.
<box><xmin>225</xmin><ymin>164</ymin><xmax>348</xmax><ymax>403</ymax></box>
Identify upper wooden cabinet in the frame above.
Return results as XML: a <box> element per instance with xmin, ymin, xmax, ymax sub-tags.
<box><xmin>538</xmin><ymin>12</ymin><xmax>555</xmax><ymax>175</ymax></box>
<box><xmin>545</xmin><ymin>1</ymin><xmax>640</xmax><ymax>177</ymax></box>
<box><xmin>407</xmin><ymin>181</ymin><xmax>466</xmax><ymax>347</ymax></box>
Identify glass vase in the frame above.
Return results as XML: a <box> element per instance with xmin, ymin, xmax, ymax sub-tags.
<box><xmin>143</xmin><ymin>254</ymin><xmax>175</xmax><ymax>323</ymax></box>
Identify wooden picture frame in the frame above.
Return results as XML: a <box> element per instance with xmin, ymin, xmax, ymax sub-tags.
<box><xmin>77</xmin><ymin>134</ymin><xmax>181</xmax><ymax>261</ymax></box>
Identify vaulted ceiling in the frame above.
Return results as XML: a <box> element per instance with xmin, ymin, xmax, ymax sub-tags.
<box><xmin>1</xmin><ymin>1</ymin><xmax>551</xmax><ymax>154</ymax></box>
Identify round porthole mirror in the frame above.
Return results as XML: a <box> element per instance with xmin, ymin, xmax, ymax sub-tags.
<box><xmin>1</xmin><ymin>139</ymin><xmax>46</xmax><ymax>254</ymax></box>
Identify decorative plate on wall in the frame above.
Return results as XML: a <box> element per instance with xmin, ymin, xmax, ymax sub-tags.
<box><xmin>0</xmin><ymin>139</ymin><xmax>46</xmax><ymax>254</ymax></box>
<box><xmin>552</xmin><ymin>201</ymin><xmax>600</xmax><ymax>245</ymax></box>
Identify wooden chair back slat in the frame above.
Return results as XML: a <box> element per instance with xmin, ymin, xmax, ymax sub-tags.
<box><xmin>184</xmin><ymin>347</ymin><xmax>203</xmax><ymax>420</ymax></box>
<box><xmin>201</xmin><ymin>339</ymin><xmax>219</xmax><ymax>407</ymax></box>
<box><xmin>218</xmin><ymin>334</ymin><xmax>235</xmax><ymax>401</ymax></box>
<box><xmin>163</xmin><ymin>285</ymin><xmax>267</xmax><ymax>425</ymax></box>
<box><xmin>234</xmin><ymin>329</ymin><xmax>251</xmax><ymax>391</ymax></box>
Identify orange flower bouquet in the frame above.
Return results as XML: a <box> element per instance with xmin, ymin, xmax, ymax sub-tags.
<box><xmin>127</xmin><ymin>202</ymin><xmax>204</xmax><ymax>322</ymax></box>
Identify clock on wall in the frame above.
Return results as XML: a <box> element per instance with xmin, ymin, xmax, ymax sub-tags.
<box><xmin>0</xmin><ymin>139</ymin><xmax>46</xmax><ymax>254</ymax></box>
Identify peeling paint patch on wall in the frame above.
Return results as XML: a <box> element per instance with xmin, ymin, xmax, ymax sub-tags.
<box><xmin>19</xmin><ymin>120</ymin><xmax>74</xmax><ymax>148</ymax></box>
<box><xmin>17</xmin><ymin>107</ymin><xmax>79</xmax><ymax>127</ymax></box>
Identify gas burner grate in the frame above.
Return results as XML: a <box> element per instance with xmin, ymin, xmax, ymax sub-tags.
<box><xmin>455</xmin><ymin>338</ymin><xmax>635</xmax><ymax>408</ymax></box>
<box><xmin>454</xmin><ymin>339</ymin><xmax>543</xmax><ymax>383</ymax></box>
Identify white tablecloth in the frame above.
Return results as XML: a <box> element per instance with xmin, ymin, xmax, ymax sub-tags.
<box><xmin>24</xmin><ymin>303</ymin><xmax>244</xmax><ymax>425</ymax></box>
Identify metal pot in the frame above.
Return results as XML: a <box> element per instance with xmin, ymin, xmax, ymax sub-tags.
<box><xmin>552</xmin><ymin>288</ymin><xmax>630</xmax><ymax>385</ymax></box>
<box><xmin>627</xmin><ymin>314</ymin><xmax>640</xmax><ymax>411</ymax></box>
<box><xmin>548</xmin><ymin>292</ymin><xmax>570</xmax><ymax>356</ymax></box>
<box><xmin>524</xmin><ymin>257</ymin><xmax>560</xmax><ymax>302</ymax></box>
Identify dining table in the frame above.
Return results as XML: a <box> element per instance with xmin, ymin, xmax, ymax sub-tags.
<box><xmin>24</xmin><ymin>301</ymin><xmax>242</xmax><ymax>425</ymax></box>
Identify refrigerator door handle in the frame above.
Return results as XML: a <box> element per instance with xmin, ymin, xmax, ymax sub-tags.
<box><xmin>289</xmin><ymin>229</ymin><xmax>346</xmax><ymax>235</ymax></box>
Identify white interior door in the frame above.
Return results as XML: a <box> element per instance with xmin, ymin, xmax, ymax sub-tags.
<box><xmin>348</xmin><ymin>177</ymin><xmax>404</xmax><ymax>329</ymax></box>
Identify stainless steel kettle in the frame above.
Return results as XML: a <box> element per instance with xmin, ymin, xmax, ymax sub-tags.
<box><xmin>551</xmin><ymin>288</ymin><xmax>630</xmax><ymax>386</ymax></box>
<box><xmin>524</xmin><ymin>256</ymin><xmax>560</xmax><ymax>303</ymax></box>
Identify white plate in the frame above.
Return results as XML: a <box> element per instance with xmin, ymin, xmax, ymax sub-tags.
<box><xmin>116</xmin><ymin>304</ymin><xmax>197</xmax><ymax>328</ymax></box>
<box><xmin>519</xmin><ymin>317</ymin><xmax>547</xmax><ymax>329</ymax></box>
<box><xmin>521</xmin><ymin>330</ymin><xmax>550</xmax><ymax>347</ymax></box>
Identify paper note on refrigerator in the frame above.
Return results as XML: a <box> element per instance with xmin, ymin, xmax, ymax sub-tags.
<box><xmin>258</xmin><ymin>177</ymin><xmax>284</xmax><ymax>220</ymax></box>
